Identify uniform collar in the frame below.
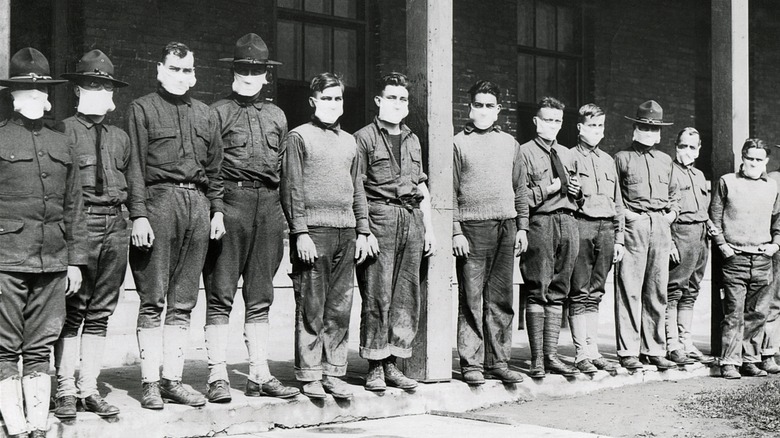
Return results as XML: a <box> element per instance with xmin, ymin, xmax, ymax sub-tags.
<box><xmin>576</xmin><ymin>141</ymin><xmax>601</xmax><ymax>157</ymax></box>
<box><xmin>631</xmin><ymin>141</ymin><xmax>657</xmax><ymax>156</ymax></box>
<box><xmin>463</xmin><ymin>122</ymin><xmax>501</xmax><ymax>135</ymax></box>
<box><xmin>157</xmin><ymin>86</ymin><xmax>192</xmax><ymax>106</ymax></box>
<box><xmin>232</xmin><ymin>92</ymin><xmax>265</xmax><ymax>110</ymax></box>
<box><xmin>11</xmin><ymin>114</ymin><xmax>43</xmax><ymax>132</ymax></box>
<box><xmin>75</xmin><ymin>113</ymin><xmax>107</xmax><ymax>131</ymax></box>
<box><xmin>534</xmin><ymin>136</ymin><xmax>557</xmax><ymax>153</ymax></box>
<box><xmin>311</xmin><ymin>115</ymin><xmax>340</xmax><ymax>132</ymax></box>
<box><xmin>373</xmin><ymin>116</ymin><xmax>411</xmax><ymax>137</ymax></box>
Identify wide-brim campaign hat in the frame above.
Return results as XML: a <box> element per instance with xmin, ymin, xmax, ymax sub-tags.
<box><xmin>61</xmin><ymin>49</ymin><xmax>129</xmax><ymax>88</ymax></box>
<box><xmin>624</xmin><ymin>100</ymin><xmax>673</xmax><ymax>126</ymax></box>
<box><xmin>219</xmin><ymin>33</ymin><xmax>281</xmax><ymax>65</ymax></box>
<box><xmin>0</xmin><ymin>47</ymin><xmax>67</xmax><ymax>86</ymax></box>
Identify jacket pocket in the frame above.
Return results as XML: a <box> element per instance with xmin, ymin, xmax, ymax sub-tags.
<box><xmin>78</xmin><ymin>155</ymin><xmax>97</xmax><ymax>187</ymax></box>
<box><xmin>0</xmin><ymin>149</ymin><xmax>35</xmax><ymax>195</ymax></box>
<box><xmin>0</xmin><ymin>219</ymin><xmax>25</xmax><ymax>265</ymax></box>
<box><xmin>147</xmin><ymin>127</ymin><xmax>178</xmax><ymax>165</ymax></box>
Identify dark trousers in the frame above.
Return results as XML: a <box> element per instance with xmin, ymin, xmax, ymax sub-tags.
<box><xmin>356</xmin><ymin>202</ymin><xmax>424</xmax><ymax>360</ymax></box>
<box><xmin>130</xmin><ymin>185</ymin><xmax>210</xmax><ymax>328</ymax></box>
<box><xmin>456</xmin><ymin>219</ymin><xmax>516</xmax><ymax>372</ymax></box>
<box><xmin>721</xmin><ymin>253</ymin><xmax>773</xmax><ymax>365</ymax></box>
<box><xmin>666</xmin><ymin>222</ymin><xmax>708</xmax><ymax>351</ymax></box>
<box><xmin>763</xmin><ymin>252</ymin><xmax>780</xmax><ymax>355</ymax></box>
<box><xmin>204</xmin><ymin>184</ymin><xmax>285</xmax><ymax>325</ymax></box>
<box><xmin>521</xmin><ymin>211</ymin><xmax>579</xmax><ymax>306</ymax></box>
<box><xmin>291</xmin><ymin>227</ymin><xmax>356</xmax><ymax>381</ymax></box>
<box><xmin>0</xmin><ymin>271</ymin><xmax>66</xmax><ymax>379</ymax></box>
<box><xmin>569</xmin><ymin>217</ymin><xmax>615</xmax><ymax>315</ymax></box>
<box><xmin>62</xmin><ymin>213</ymin><xmax>128</xmax><ymax>338</ymax></box>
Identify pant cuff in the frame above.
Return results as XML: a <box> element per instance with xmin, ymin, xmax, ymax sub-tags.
<box><xmin>56</xmin><ymin>378</ymin><xmax>78</xmax><ymax>398</ymax></box>
<box><xmin>461</xmin><ymin>364</ymin><xmax>484</xmax><ymax>373</ymax></box>
<box><xmin>359</xmin><ymin>345</ymin><xmax>390</xmax><ymax>360</ymax></box>
<box><xmin>388</xmin><ymin>345</ymin><xmax>412</xmax><ymax>359</ymax></box>
<box><xmin>762</xmin><ymin>348</ymin><xmax>778</xmax><ymax>356</ymax></box>
<box><xmin>208</xmin><ymin>365</ymin><xmax>229</xmax><ymax>384</ymax></box>
<box><xmin>720</xmin><ymin>359</ymin><xmax>742</xmax><ymax>366</ymax></box>
<box><xmin>485</xmin><ymin>363</ymin><xmax>508</xmax><ymax>371</ymax></box>
<box><xmin>322</xmin><ymin>362</ymin><xmax>347</xmax><ymax>377</ymax></box>
<box><xmin>295</xmin><ymin>367</ymin><xmax>322</xmax><ymax>382</ymax></box>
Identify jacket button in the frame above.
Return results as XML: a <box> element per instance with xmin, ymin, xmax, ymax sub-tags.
<box><xmin>38</xmin><ymin>151</ymin><xmax>44</xmax><ymax>157</ymax></box>
<box><xmin>44</xmin><ymin>195</ymin><xmax>49</xmax><ymax>201</ymax></box>
<box><xmin>41</xmin><ymin>172</ymin><xmax>47</xmax><ymax>178</ymax></box>
<box><xmin>9</xmin><ymin>154</ymin><xmax>14</xmax><ymax>159</ymax></box>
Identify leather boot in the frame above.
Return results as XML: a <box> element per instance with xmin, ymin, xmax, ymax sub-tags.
<box><xmin>80</xmin><ymin>334</ymin><xmax>118</xmax><ymax>417</ymax></box>
<box><xmin>83</xmin><ymin>394</ymin><xmax>119</xmax><ymax>417</ymax></box>
<box><xmin>22</xmin><ymin>372</ymin><xmax>51</xmax><ymax>435</ymax></box>
<box><xmin>141</xmin><ymin>381</ymin><xmax>163</xmax><ymax>410</ymax></box>
<box><xmin>758</xmin><ymin>356</ymin><xmax>780</xmax><ymax>374</ymax></box>
<box><xmin>365</xmin><ymin>360</ymin><xmax>386</xmax><ymax>391</ymax></box>
<box><xmin>526</xmin><ymin>308</ymin><xmax>545</xmax><ymax>378</ymax></box>
<box><xmin>544</xmin><ymin>307</ymin><xmax>579</xmax><ymax>376</ymax></box>
<box><xmin>0</xmin><ymin>375</ymin><xmax>28</xmax><ymax>435</ymax></box>
<box><xmin>204</xmin><ymin>324</ymin><xmax>231</xmax><ymax>403</ymax></box>
<box><xmin>137</xmin><ymin>327</ymin><xmax>163</xmax><ymax>384</ymax></box>
<box><xmin>383</xmin><ymin>357</ymin><xmax>418</xmax><ymax>390</ymax></box>
<box><xmin>160</xmin><ymin>378</ymin><xmax>206</xmax><ymax>406</ymax></box>
<box><xmin>568</xmin><ymin>312</ymin><xmax>588</xmax><ymax>364</ymax></box>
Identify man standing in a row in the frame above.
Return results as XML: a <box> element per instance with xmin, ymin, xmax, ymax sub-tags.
<box><xmin>614</xmin><ymin>100</ymin><xmax>679</xmax><ymax>371</ymax></box>
<box><xmin>519</xmin><ymin>96</ymin><xmax>581</xmax><ymax>379</ymax></box>
<box><xmin>127</xmin><ymin>42</ymin><xmax>224</xmax><ymax>409</ymax></box>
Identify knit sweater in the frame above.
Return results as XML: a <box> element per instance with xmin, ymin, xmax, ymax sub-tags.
<box><xmin>710</xmin><ymin>171</ymin><xmax>780</xmax><ymax>253</ymax></box>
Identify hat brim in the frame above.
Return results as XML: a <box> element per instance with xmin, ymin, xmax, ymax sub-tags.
<box><xmin>0</xmin><ymin>78</ymin><xmax>67</xmax><ymax>86</ymax></box>
<box><xmin>60</xmin><ymin>73</ymin><xmax>129</xmax><ymax>88</ymax></box>
<box><xmin>624</xmin><ymin>116</ymin><xmax>673</xmax><ymax>126</ymax></box>
<box><xmin>219</xmin><ymin>57</ymin><xmax>282</xmax><ymax>65</ymax></box>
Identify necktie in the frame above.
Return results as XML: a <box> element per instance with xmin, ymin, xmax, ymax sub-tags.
<box><xmin>94</xmin><ymin>123</ymin><xmax>104</xmax><ymax>195</ymax></box>
<box><xmin>550</xmin><ymin>147</ymin><xmax>569</xmax><ymax>192</ymax></box>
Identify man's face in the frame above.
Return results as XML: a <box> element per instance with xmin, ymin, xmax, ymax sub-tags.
<box><xmin>161</xmin><ymin>52</ymin><xmax>195</xmax><ymax>78</ymax></box>
<box><xmin>636</xmin><ymin>124</ymin><xmax>661</xmax><ymax>134</ymax></box>
<box><xmin>309</xmin><ymin>85</ymin><xmax>344</xmax><ymax>124</ymax></box>
<box><xmin>577</xmin><ymin>114</ymin><xmax>605</xmax><ymax>146</ymax></box>
<box><xmin>376</xmin><ymin>85</ymin><xmax>409</xmax><ymax>108</ymax></box>
<box><xmin>534</xmin><ymin>107</ymin><xmax>564</xmax><ymax>141</ymax></box>
<box><xmin>742</xmin><ymin>147</ymin><xmax>768</xmax><ymax>175</ymax></box>
<box><xmin>675</xmin><ymin>132</ymin><xmax>701</xmax><ymax>165</ymax></box>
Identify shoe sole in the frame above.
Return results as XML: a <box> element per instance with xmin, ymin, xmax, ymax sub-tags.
<box><xmin>324</xmin><ymin>392</ymin><xmax>354</xmax><ymax>400</ymax></box>
<box><xmin>464</xmin><ymin>380</ymin><xmax>485</xmax><ymax>386</ymax></box>
<box><xmin>88</xmin><ymin>410</ymin><xmax>120</xmax><ymax>417</ymax></box>
<box><xmin>208</xmin><ymin>395</ymin><xmax>232</xmax><ymax>403</ymax></box>
<box><xmin>303</xmin><ymin>391</ymin><xmax>327</xmax><ymax>399</ymax></box>
<box><xmin>485</xmin><ymin>374</ymin><xmax>523</xmax><ymax>384</ymax></box>
<box><xmin>162</xmin><ymin>398</ymin><xmax>206</xmax><ymax>407</ymax></box>
<box><xmin>387</xmin><ymin>382</ymin><xmax>419</xmax><ymax>390</ymax></box>
<box><xmin>141</xmin><ymin>403</ymin><xmax>164</xmax><ymax>410</ymax></box>
<box><xmin>53</xmin><ymin>412</ymin><xmax>77</xmax><ymax>419</ymax></box>
<box><xmin>365</xmin><ymin>385</ymin><xmax>387</xmax><ymax>392</ymax></box>
<box><xmin>258</xmin><ymin>390</ymin><xmax>301</xmax><ymax>399</ymax></box>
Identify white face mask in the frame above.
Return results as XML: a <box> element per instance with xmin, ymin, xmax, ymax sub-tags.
<box><xmin>377</xmin><ymin>97</ymin><xmax>409</xmax><ymax>125</ymax></box>
<box><xmin>11</xmin><ymin>89</ymin><xmax>52</xmax><ymax>120</ymax></box>
<box><xmin>633</xmin><ymin>127</ymin><xmax>661</xmax><ymax>146</ymax></box>
<box><xmin>743</xmin><ymin>162</ymin><xmax>766</xmax><ymax>179</ymax></box>
<box><xmin>535</xmin><ymin>117</ymin><xmax>561</xmax><ymax>142</ymax></box>
<box><xmin>577</xmin><ymin>115</ymin><xmax>605</xmax><ymax>147</ymax></box>
<box><xmin>469</xmin><ymin>106</ymin><xmax>499</xmax><ymax>130</ymax></box>
<box><xmin>676</xmin><ymin>148</ymin><xmax>699</xmax><ymax>166</ymax></box>
<box><xmin>232</xmin><ymin>72</ymin><xmax>268</xmax><ymax>97</ymax></box>
<box><xmin>77</xmin><ymin>87</ymin><xmax>116</xmax><ymax>116</ymax></box>
<box><xmin>157</xmin><ymin>53</ymin><xmax>196</xmax><ymax>96</ymax></box>
<box><xmin>309</xmin><ymin>88</ymin><xmax>344</xmax><ymax>125</ymax></box>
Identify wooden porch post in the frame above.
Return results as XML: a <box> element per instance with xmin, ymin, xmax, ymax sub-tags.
<box><xmin>0</xmin><ymin>0</ymin><xmax>9</xmax><ymax>79</ymax></box>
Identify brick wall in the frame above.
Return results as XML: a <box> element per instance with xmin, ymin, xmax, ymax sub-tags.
<box><xmin>750</xmin><ymin>1</ymin><xmax>780</xmax><ymax>171</ymax></box>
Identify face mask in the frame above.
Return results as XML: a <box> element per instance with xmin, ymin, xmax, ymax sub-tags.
<box><xmin>232</xmin><ymin>72</ymin><xmax>268</xmax><ymax>97</ymax></box>
<box><xmin>377</xmin><ymin>97</ymin><xmax>409</xmax><ymax>125</ymax></box>
<box><xmin>11</xmin><ymin>89</ymin><xmax>51</xmax><ymax>120</ymax></box>
<box><xmin>632</xmin><ymin>128</ymin><xmax>661</xmax><ymax>146</ymax></box>
<box><xmin>578</xmin><ymin>125</ymin><xmax>604</xmax><ymax>147</ymax></box>
<box><xmin>469</xmin><ymin>106</ymin><xmax>498</xmax><ymax>130</ymax></box>
<box><xmin>535</xmin><ymin>117</ymin><xmax>561</xmax><ymax>141</ymax></box>
<box><xmin>742</xmin><ymin>162</ymin><xmax>766</xmax><ymax>179</ymax></box>
<box><xmin>77</xmin><ymin>88</ymin><xmax>116</xmax><ymax>116</ymax></box>
<box><xmin>311</xmin><ymin>97</ymin><xmax>343</xmax><ymax>125</ymax></box>
<box><xmin>157</xmin><ymin>64</ymin><xmax>196</xmax><ymax>95</ymax></box>
<box><xmin>675</xmin><ymin>149</ymin><xmax>699</xmax><ymax>166</ymax></box>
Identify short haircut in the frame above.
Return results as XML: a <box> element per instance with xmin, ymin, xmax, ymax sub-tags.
<box><xmin>742</xmin><ymin>138</ymin><xmax>771</xmax><ymax>157</ymax></box>
<box><xmin>468</xmin><ymin>80</ymin><xmax>501</xmax><ymax>102</ymax></box>
<box><xmin>578</xmin><ymin>103</ymin><xmax>604</xmax><ymax>124</ymax></box>
<box><xmin>675</xmin><ymin>127</ymin><xmax>701</xmax><ymax>146</ymax></box>
<box><xmin>310</xmin><ymin>72</ymin><xmax>344</xmax><ymax>97</ymax></box>
<box><xmin>160</xmin><ymin>42</ymin><xmax>191</xmax><ymax>63</ymax></box>
<box><xmin>376</xmin><ymin>72</ymin><xmax>408</xmax><ymax>96</ymax></box>
<box><xmin>537</xmin><ymin>96</ymin><xmax>565</xmax><ymax>115</ymax></box>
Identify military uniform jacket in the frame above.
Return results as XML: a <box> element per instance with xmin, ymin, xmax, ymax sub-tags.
<box><xmin>0</xmin><ymin>117</ymin><xmax>88</xmax><ymax>272</ymax></box>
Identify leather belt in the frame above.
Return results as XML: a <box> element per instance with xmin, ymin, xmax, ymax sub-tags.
<box><xmin>228</xmin><ymin>180</ymin><xmax>266</xmax><ymax>189</ymax></box>
<box><xmin>369</xmin><ymin>198</ymin><xmax>419</xmax><ymax>211</ymax></box>
<box><xmin>85</xmin><ymin>205</ymin><xmax>120</xmax><ymax>215</ymax></box>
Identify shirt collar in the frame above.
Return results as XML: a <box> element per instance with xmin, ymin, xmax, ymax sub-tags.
<box><xmin>157</xmin><ymin>86</ymin><xmax>192</xmax><ymax>106</ymax></box>
<box><xmin>576</xmin><ymin>141</ymin><xmax>601</xmax><ymax>157</ymax></box>
<box><xmin>463</xmin><ymin>122</ymin><xmax>501</xmax><ymax>135</ymax></box>
<box><xmin>232</xmin><ymin>92</ymin><xmax>265</xmax><ymax>110</ymax></box>
<box><xmin>372</xmin><ymin>116</ymin><xmax>411</xmax><ymax>137</ymax></box>
<box><xmin>75</xmin><ymin>113</ymin><xmax>107</xmax><ymax>131</ymax></box>
<box><xmin>631</xmin><ymin>141</ymin><xmax>657</xmax><ymax>157</ymax></box>
<box><xmin>11</xmin><ymin>115</ymin><xmax>43</xmax><ymax>132</ymax></box>
<box><xmin>534</xmin><ymin>136</ymin><xmax>557</xmax><ymax>153</ymax></box>
<box><xmin>311</xmin><ymin>115</ymin><xmax>340</xmax><ymax>132</ymax></box>
<box><xmin>738</xmin><ymin>166</ymin><xmax>769</xmax><ymax>181</ymax></box>
<box><xmin>673</xmin><ymin>159</ymin><xmax>694</xmax><ymax>171</ymax></box>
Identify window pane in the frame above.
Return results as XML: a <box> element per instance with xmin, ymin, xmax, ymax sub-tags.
<box><xmin>277</xmin><ymin>20</ymin><xmax>303</xmax><ymax>80</ymax></box>
<box><xmin>557</xmin><ymin>5</ymin><xmax>577</xmax><ymax>53</ymax></box>
<box><xmin>304</xmin><ymin>0</ymin><xmax>331</xmax><ymax>14</ymax></box>
<box><xmin>557</xmin><ymin>59</ymin><xmax>578</xmax><ymax>106</ymax></box>
<box><xmin>277</xmin><ymin>0</ymin><xmax>302</xmax><ymax>9</ymax></box>
<box><xmin>333</xmin><ymin>28</ymin><xmax>357</xmax><ymax>87</ymax></box>
<box><xmin>517</xmin><ymin>0</ymin><xmax>534</xmax><ymax>46</ymax></box>
<box><xmin>535</xmin><ymin>56</ymin><xmax>556</xmax><ymax>100</ymax></box>
<box><xmin>535</xmin><ymin>1</ymin><xmax>555</xmax><ymax>50</ymax></box>
<box><xmin>304</xmin><ymin>24</ymin><xmax>332</xmax><ymax>81</ymax></box>
<box><xmin>517</xmin><ymin>54</ymin><xmax>535</xmax><ymax>102</ymax></box>
<box><xmin>333</xmin><ymin>0</ymin><xmax>356</xmax><ymax>18</ymax></box>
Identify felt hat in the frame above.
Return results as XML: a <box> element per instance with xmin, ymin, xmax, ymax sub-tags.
<box><xmin>0</xmin><ymin>47</ymin><xmax>67</xmax><ymax>86</ymax></box>
<box><xmin>219</xmin><ymin>33</ymin><xmax>281</xmax><ymax>65</ymax></box>
<box><xmin>624</xmin><ymin>100</ymin><xmax>673</xmax><ymax>126</ymax></box>
<box><xmin>61</xmin><ymin>49</ymin><xmax>129</xmax><ymax>87</ymax></box>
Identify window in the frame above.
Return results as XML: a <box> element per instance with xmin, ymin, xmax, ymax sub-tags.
<box><xmin>275</xmin><ymin>0</ymin><xmax>367</xmax><ymax>132</ymax></box>
<box><xmin>516</xmin><ymin>0</ymin><xmax>587</xmax><ymax>145</ymax></box>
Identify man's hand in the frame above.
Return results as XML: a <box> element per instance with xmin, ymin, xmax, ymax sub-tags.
<box><xmin>131</xmin><ymin>217</ymin><xmax>155</xmax><ymax>249</ymax></box>
<box><xmin>719</xmin><ymin>243</ymin><xmax>736</xmax><ymax>259</ymax></box>
<box><xmin>547</xmin><ymin>178</ymin><xmax>562</xmax><ymax>197</ymax></box>
<box><xmin>355</xmin><ymin>234</ymin><xmax>368</xmax><ymax>265</ymax></box>
<box><xmin>210</xmin><ymin>212</ymin><xmax>226</xmax><ymax>240</ymax></box>
<box><xmin>453</xmin><ymin>234</ymin><xmax>469</xmax><ymax>258</ymax></box>
<box><xmin>515</xmin><ymin>230</ymin><xmax>528</xmax><ymax>256</ymax></box>
<box><xmin>365</xmin><ymin>233</ymin><xmax>380</xmax><ymax>258</ymax></box>
<box><xmin>296</xmin><ymin>233</ymin><xmax>318</xmax><ymax>265</ymax></box>
<box><xmin>759</xmin><ymin>243</ymin><xmax>780</xmax><ymax>257</ymax></box>
<box><xmin>66</xmin><ymin>266</ymin><xmax>82</xmax><ymax>297</ymax></box>
<box><xmin>567</xmin><ymin>175</ymin><xmax>581</xmax><ymax>197</ymax></box>
<box><xmin>670</xmin><ymin>245</ymin><xmax>680</xmax><ymax>264</ymax></box>
<box><xmin>613</xmin><ymin>243</ymin><xmax>625</xmax><ymax>263</ymax></box>
<box><xmin>423</xmin><ymin>229</ymin><xmax>436</xmax><ymax>257</ymax></box>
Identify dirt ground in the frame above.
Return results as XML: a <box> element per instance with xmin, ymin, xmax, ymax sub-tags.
<box><xmin>475</xmin><ymin>373</ymin><xmax>780</xmax><ymax>438</ymax></box>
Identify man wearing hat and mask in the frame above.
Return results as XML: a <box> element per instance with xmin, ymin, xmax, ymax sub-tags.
<box><xmin>614</xmin><ymin>100</ymin><xmax>680</xmax><ymax>371</ymax></box>
<box><xmin>126</xmin><ymin>42</ymin><xmax>223</xmax><ymax>409</ymax></box>
<box><xmin>354</xmin><ymin>72</ymin><xmax>435</xmax><ymax>392</ymax></box>
<box><xmin>202</xmin><ymin>33</ymin><xmax>299</xmax><ymax>403</ymax></box>
<box><xmin>0</xmin><ymin>47</ymin><xmax>87</xmax><ymax>438</ymax></box>
<box><xmin>51</xmin><ymin>49</ymin><xmax>131</xmax><ymax>419</ymax></box>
